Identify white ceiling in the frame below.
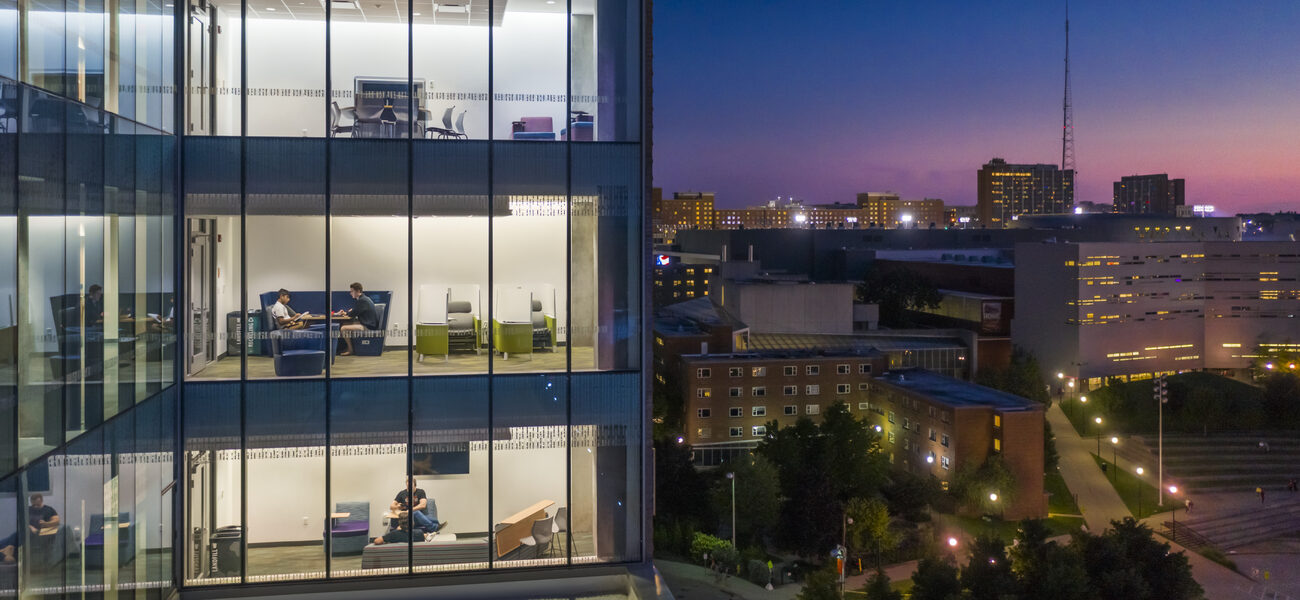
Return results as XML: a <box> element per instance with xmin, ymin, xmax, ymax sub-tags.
<box><xmin>212</xmin><ymin>0</ymin><xmax>594</xmax><ymax>25</ymax></box>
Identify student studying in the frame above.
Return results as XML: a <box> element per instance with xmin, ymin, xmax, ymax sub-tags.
<box><xmin>269</xmin><ymin>289</ymin><xmax>310</xmax><ymax>330</ymax></box>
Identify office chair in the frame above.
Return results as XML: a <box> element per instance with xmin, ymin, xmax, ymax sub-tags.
<box><xmin>426</xmin><ymin>106</ymin><xmax>457</xmax><ymax>138</ymax></box>
<box><xmin>330</xmin><ymin>101</ymin><xmax>355</xmax><ymax>137</ymax></box>
<box><xmin>452</xmin><ymin>110</ymin><xmax>468</xmax><ymax>139</ymax></box>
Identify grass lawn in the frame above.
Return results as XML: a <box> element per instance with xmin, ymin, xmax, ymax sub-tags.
<box><xmin>1046</xmin><ymin>469</ymin><xmax>1081</xmax><ymax>515</ymax></box>
<box><xmin>1092</xmin><ymin>454</ymin><xmax>1170</xmax><ymax>519</ymax></box>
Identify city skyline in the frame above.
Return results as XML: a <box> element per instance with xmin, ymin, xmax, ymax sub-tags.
<box><xmin>653</xmin><ymin>0</ymin><xmax>1300</xmax><ymax>213</ymax></box>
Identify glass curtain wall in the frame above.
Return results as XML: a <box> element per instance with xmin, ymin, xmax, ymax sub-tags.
<box><xmin>180</xmin><ymin>0</ymin><xmax>645</xmax><ymax>587</ymax></box>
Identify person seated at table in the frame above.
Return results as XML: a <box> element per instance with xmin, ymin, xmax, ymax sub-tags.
<box><xmin>269</xmin><ymin>289</ymin><xmax>310</xmax><ymax>330</ymax></box>
<box><xmin>149</xmin><ymin>297</ymin><xmax>176</xmax><ymax>333</ymax></box>
<box><xmin>339</xmin><ymin>282</ymin><xmax>379</xmax><ymax>356</ymax></box>
<box><xmin>27</xmin><ymin>494</ymin><xmax>59</xmax><ymax>535</ymax></box>
<box><xmin>0</xmin><ymin>532</ymin><xmax>16</xmax><ymax>563</ymax></box>
<box><xmin>85</xmin><ymin>284</ymin><xmax>105</xmax><ymax>326</ymax></box>
<box><xmin>371</xmin><ymin>511</ymin><xmax>413</xmax><ymax>546</ymax></box>
<box><xmin>391</xmin><ymin>476</ymin><xmax>441</xmax><ymax>535</ymax></box>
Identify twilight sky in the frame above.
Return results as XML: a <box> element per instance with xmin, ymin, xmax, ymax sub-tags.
<box><xmin>651</xmin><ymin>0</ymin><xmax>1300</xmax><ymax>214</ymax></box>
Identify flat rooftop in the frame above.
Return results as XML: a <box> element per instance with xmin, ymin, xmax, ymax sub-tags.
<box><xmin>875</xmin><ymin>369</ymin><xmax>1040</xmax><ymax>411</ymax></box>
<box><xmin>749</xmin><ymin>332</ymin><xmax>966</xmax><ymax>353</ymax></box>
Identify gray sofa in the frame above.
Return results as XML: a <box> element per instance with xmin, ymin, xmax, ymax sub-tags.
<box><xmin>359</xmin><ymin>535</ymin><xmax>489</xmax><ymax>570</ymax></box>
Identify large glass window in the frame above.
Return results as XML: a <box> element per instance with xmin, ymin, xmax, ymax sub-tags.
<box><xmin>0</xmin><ymin>78</ymin><xmax>15</xmax><ymax>475</ymax></box>
<box><xmin>329</xmin><ymin>378</ymin><xmax>407</xmax><ymax>578</ymax></box>
<box><xmin>493</xmin><ymin>374</ymin><xmax>566</xmax><ymax>567</ymax></box>
<box><xmin>412</xmin><ymin>141</ymin><xmax>489</xmax><ymax>375</ymax></box>
<box><xmin>413</xmin><ymin>3</ymin><xmax>488</xmax><ymax>140</ymax></box>
<box><xmin>183</xmin><ymin>382</ymin><xmax>241</xmax><ymax>586</ymax></box>
<box><xmin>330</xmin><ymin>136</ymin><xmax>408</xmax><ymax>378</ymax></box>
<box><xmin>245</xmin><ymin>137</ymin><xmax>325</xmax><ymax>381</ymax></box>
<box><xmin>245</xmin><ymin>381</ymin><xmax>326</xmax><ymax>582</ymax></box>
<box><xmin>492</xmin><ymin>143</ymin><xmax>567</xmax><ymax>373</ymax></box>
<box><xmin>244</xmin><ymin>0</ymin><xmax>324</xmax><ymax>137</ymax></box>
<box><xmin>493</xmin><ymin>1</ymin><xmax>566</xmax><ymax>140</ymax></box>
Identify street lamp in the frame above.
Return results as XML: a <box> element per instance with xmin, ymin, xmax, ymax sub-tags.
<box><xmin>726</xmin><ymin>472</ymin><xmax>736</xmax><ymax>547</ymax></box>
<box><xmin>1168</xmin><ymin>485</ymin><xmax>1180</xmax><ymax>542</ymax></box>
<box><xmin>1110</xmin><ymin>436</ymin><xmax>1120</xmax><ymax>483</ymax></box>
<box><xmin>1135</xmin><ymin>467</ymin><xmax>1145</xmax><ymax>517</ymax></box>
<box><xmin>1094</xmin><ymin>416</ymin><xmax>1103</xmax><ymax>455</ymax></box>
<box><xmin>1075</xmin><ymin>394</ymin><xmax>1087</xmax><ymax>421</ymax></box>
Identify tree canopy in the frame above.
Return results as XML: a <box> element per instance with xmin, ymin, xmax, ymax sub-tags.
<box><xmin>756</xmin><ymin>402</ymin><xmax>889</xmax><ymax>557</ymax></box>
<box><xmin>855</xmin><ymin>263</ymin><xmax>943</xmax><ymax>327</ymax></box>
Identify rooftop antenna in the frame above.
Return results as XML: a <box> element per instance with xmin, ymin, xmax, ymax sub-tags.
<box><xmin>1062</xmin><ymin>0</ymin><xmax>1074</xmax><ymax>174</ymax></box>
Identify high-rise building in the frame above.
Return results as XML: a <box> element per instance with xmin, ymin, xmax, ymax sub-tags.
<box><xmin>1113</xmin><ymin>174</ymin><xmax>1185</xmax><ymax>215</ymax></box>
<box><xmin>977</xmin><ymin>158</ymin><xmax>1074</xmax><ymax>226</ymax></box>
<box><xmin>0</xmin><ymin>0</ymin><xmax>654</xmax><ymax>596</ymax></box>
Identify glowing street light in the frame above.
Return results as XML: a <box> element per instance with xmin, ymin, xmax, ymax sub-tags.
<box><xmin>1094</xmin><ymin>416</ymin><xmax>1104</xmax><ymax>454</ymax></box>
<box><xmin>1110</xmin><ymin>436</ymin><xmax>1120</xmax><ymax>482</ymax></box>
<box><xmin>1136</xmin><ymin>467</ymin><xmax>1146</xmax><ymax>516</ymax></box>
<box><xmin>989</xmin><ymin>493</ymin><xmax>998</xmax><ymax>502</ymax></box>
<box><xmin>947</xmin><ymin>536</ymin><xmax>958</xmax><ymax>548</ymax></box>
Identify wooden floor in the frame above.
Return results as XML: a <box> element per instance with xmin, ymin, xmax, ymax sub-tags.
<box><xmin>189</xmin><ymin>346</ymin><xmax>595</xmax><ymax>380</ymax></box>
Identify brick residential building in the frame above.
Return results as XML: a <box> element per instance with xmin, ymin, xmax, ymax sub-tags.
<box><xmin>863</xmin><ymin>370</ymin><xmax>1046</xmax><ymax>520</ymax></box>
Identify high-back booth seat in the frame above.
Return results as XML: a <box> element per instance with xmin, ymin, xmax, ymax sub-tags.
<box><xmin>84</xmin><ymin>512</ymin><xmax>134</xmax><ymax>568</ymax></box>
<box><xmin>360</xmin><ymin>535</ymin><xmax>489</xmax><ymax>569</ymax></box>
<box><xmin>329</xmin><ymin>501</ymin><xmax>370</xmax><ymax>556</ymax></box>
<box><xmin>270</xmin><ymin>330</ymin><xmax>327</xmax><ymax>376</ymax></box>
<box><xmin>511</xmin><ymin>117</ymin><xmax>555</xmax><ymax>140</ymax></box>
<box><xmin>530</xmin><ymin>300</ymin><xmax>555</xmax><ymax>350</ymax></box>
<box><xmin>447</xmin><ymin>301</ymin><xmax>480</xmax><ymax>354</ymax></box>
<box><xmin>259</xmin><ymin>291</ymin><xmax>392</xmax><ymax>356</ymax></box>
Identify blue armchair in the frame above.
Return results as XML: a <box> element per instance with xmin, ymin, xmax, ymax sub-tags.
<box><xmin>329</xmin><ymin>501</ymin><xmax>370</xmax><ymax>555</ymax></box>
<box><xmin>85</xmin><ymin>512</ymin><xmax>134</xmax><ymax>568</ymax></box>
<box><xmin>270</xmin><ymin>330</ymin><xmax>326</xmax><ymax>377</ymax></box>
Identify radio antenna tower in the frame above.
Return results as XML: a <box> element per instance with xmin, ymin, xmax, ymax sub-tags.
<box><xmin>1062</xmin><ymin>1</ymin><xmax>1075</xmax><ymax>173</ymax></box>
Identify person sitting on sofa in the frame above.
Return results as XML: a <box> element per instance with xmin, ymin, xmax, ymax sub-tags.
<box><xmin>0</xmin><ymin>531</ymin><xmax>16</xmax><ymax>562</ymax></box>
<box><xmin>27</xmin><ymin>494</ymin><xmax>59</xmax><ymax>534</ymax></box>
<box><xmin>339</xmin><ymin>282</ymin><xmax>379</xmax><ymax>356</ymax></box>
<box><xmin>391</xmin><ymin>476</ymin><xmax>442</xmax><ymax>535</ymax></box>
<box><xmin>371</xmin><ymin>511</ymin><xmax>413</xmax><ymax>546</ymax></box>
<box><xmin>269</xmin><ymin>289</ymin><xmax>310</xmax><ymax>330</ymax></box>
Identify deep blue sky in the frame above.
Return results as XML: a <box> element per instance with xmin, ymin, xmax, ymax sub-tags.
<box><xmin>652</xmin><ymin>1</ymin><xmax>1300</xmax><ymax>213</ymax></box>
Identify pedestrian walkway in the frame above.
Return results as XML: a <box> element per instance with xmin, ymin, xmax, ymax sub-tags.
<box><xmin>1047</xmin><ymin>403</ymin><xmax>1131</xmax><ymax>532</ymax></box>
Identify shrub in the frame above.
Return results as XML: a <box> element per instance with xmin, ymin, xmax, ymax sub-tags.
<box><xmin>689</xmin><ymin>532</ymin><xmax>734</xmax><ymax>566</ymax></box>
<box><xmin>746</xmin><ymin>559</ymin><xmax>772</xmax><ymax>586</ymax></box>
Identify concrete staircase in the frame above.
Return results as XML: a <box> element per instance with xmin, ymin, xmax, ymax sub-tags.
<box><xmin>1171</xmin><ymin>496</ymin><xmax>1300</xmax><ymax>549</ymax></box>
<box><xmin>1128</xmin><ymin>433</ymin><xmax>1300</xmax><ymax>494</ymax></box>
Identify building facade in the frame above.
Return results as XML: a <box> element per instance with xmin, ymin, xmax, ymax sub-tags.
<box><xmin>863</xmin><ymin>371</ymin><xmax>1045</xmax><ymax>520</ymax></box>
<box><xmin>855</xmin><ymin>193</ymin><xmax>945</xmax><ymax>228</ymax></box>
<box><xmin>678</xmin><ymin>353</ymin><xmax>887</xmax><ymax>447</ymax></box>
<box><xmin>0</xmin><ymin>0</ymin><xmax>655</xmax><ymax>597</ymax></box>
<box><xmin>652</xmin><ymin>189</ymin><xmax>715</xmax><ymax>240</ymax></box>
<box><xmin>1113</xmin><ymin>174</ymin><xmax>1185</xmax><ymax>216</ymax></box>
<box><xmin>977</xmin><ymin>158</ymin><xmax>1074</xmax><ymax>227</ymax></box>
<box><xmin>1013</xmin><ymin>241</ymin><xmax>1300</xmax><ymax>387</ymax></box>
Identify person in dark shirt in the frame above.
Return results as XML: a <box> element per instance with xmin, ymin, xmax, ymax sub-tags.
<box><xmin>339</xmin><ymin>282</ymin><xmax>379</xmax><ymax>356</ymax></box>
<box><xmin>391</xmin><ymin>476</ymin><xmax>439</xmax><ymax>534</ymax></box>
<box><xmin>27</xmin><ymin>494</ymin><xmax>59</xmax><ymax>534</ymax></box>
<box><xmin>85</xmin><ymin>284</ymin><xmax>105</xmax><ymax>326</ymax></box>
<box><xmin>371</xmin><ymin>512</ymin><xmax>413</xmax><ymax>545</ymax></box>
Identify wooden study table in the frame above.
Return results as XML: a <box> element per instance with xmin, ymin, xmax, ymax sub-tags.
<box><xmin>494</xmin><ymin>500</ymin><xmax>554</xmax><ymax>558</ymax></box>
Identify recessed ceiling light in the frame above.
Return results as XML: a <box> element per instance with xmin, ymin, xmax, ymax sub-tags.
<box><xmin>546</xmin><ymin>0</ymin><xmax>555</xmax><ymax>3</ymax></box>
<box><xmin>413</xmin><ymin>11</ymin><xmax>420</xmax><ymax>14</ymax></box>
<box><xmin>265</xmin><ymin>6</ymin><xmax>275</xmax><ymax>10</ymax></box>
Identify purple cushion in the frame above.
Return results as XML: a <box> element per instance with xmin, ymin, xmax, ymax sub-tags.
<box><xmin>332</xmin><ymin>521</ymin><xmax>369</xmax><ymax>535</ymax></box>
<box><xmin>84</xmin><ymin>533</ymin><xmax>104</xmax><ymax>546</ymax></box>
